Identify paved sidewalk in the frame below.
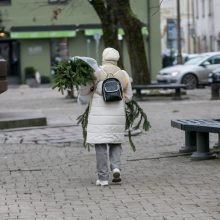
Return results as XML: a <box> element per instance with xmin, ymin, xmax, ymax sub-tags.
<box><xmin>0</xmin><ymin>86</ymin><xmax>220</xmax><ymax>220</ymax></box>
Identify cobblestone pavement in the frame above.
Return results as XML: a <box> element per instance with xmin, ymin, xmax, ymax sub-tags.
<box><xmin>0</xmin><ymin>85</ymin><xmax>220</xmax><ymax>220</ymax></box>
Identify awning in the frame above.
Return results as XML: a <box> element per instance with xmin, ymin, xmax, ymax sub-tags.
<box><xmin>84</xmin><ymin>29</ymin><xmax>103</xmax><ymax>36</ymax></box>
<box><xmin>118</xmin><ymin>27</ymin><xmax>149</xmax><ymax>36</ymax></box>
<box><xmin>10</xmin><ymin>30</ymin><xmax>76</xmax><ymax>39</ymax></box>
<box><xmin>84</xmin><ymin>27</ymin><xmax>148</xmax><ymax>37</ymax></box>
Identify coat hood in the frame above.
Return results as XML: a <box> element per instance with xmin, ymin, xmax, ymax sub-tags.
<box><xmin>102</xmin><ymin>48</ymin><xmax>120</xmax><ymax>64</ymax></box>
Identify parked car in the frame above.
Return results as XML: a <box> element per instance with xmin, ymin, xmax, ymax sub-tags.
<box><xmin>157</xmin><ymin>52</ymin><xmax>220</xmax><ymax>89</ymax></box>
<box><xmin>173</xmin><ymin>53</ymin><xmax>199</xmax><ymax>65</ymax></box>
<box><xmin>208</xmin><ymin>67</ymin><xmax>220</xmax><ymax>83</ymax></box>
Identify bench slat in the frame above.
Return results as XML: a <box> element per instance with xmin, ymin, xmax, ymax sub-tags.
<box><xmin>171</xmin><ymin>119</ymin><xmax>220</xmax><ymax>133</ymax></box>
<box><xmin>132</xmin><ymin>83</ymin><xmax>186</xmax><ymax>90</ymax></box>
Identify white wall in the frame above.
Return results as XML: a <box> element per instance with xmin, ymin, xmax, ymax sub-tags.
<box><xmin>160</xmin><ymin>0</ymin><xmax>194</xmax><ymax>53</ymax></box>
<box><xmin>194</xmin><ymin>0</ymin><xmax>220</xmax><ymax>52</ymax></box>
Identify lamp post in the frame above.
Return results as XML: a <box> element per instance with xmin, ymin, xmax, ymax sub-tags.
<box><xmin>187</xmin><ymin>0</ymin><xmax>191</xmax><ymax>53</ymax></box>
<box><xmin>176</xmin><ymin>0</ymin><xmax>182</xmax><ymax>64</ymax></box>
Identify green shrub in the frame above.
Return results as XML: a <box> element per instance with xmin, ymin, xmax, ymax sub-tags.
<box><xmin>41</xmin><ymin>75</ymin><xmax>51</xmax><ymax>84</ymax></box>
<box><xmin>25</xmin><ymin>66</ymin><xmax>36</xmax><ymax>79</ymax></box>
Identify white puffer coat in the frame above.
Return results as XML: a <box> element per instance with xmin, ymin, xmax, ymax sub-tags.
<box><xmin>81</xmin><ymin>48</ymin><xmax>133</xmax><ymax>144</ymax></box>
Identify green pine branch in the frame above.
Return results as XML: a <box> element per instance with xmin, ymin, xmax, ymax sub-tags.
<box><xmin>125</xmin><ymin>100</ymin><xmax>151</xmax><ymax>151</ymax></box>
<box><xmin>76</xmin><ymin>100</ymin><xmax>151</xmax><ymax>152</ymax></box>
<box><xmin>52</xmin><ymin>58</ymin><xmax>96</xmax><ymax>94</ymax></box>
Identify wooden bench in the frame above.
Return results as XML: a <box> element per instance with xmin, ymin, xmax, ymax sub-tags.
<box><xmin>132</xmin><ymin>83</ymin><xmax>186</xmax><ymax>100</ymax></box>
<box><xmin>171</xmin><ymin>119</ymin><xmax>220</xmax><ymax>160</ymax></box>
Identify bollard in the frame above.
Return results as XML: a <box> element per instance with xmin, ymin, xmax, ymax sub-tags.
<box><xmin>211</xmin><ymin>83</ymin><xmax>220</xmax><ymax>100</ymax></box>
<box><xmin>0</xmin><ymin>59</ymin><xmax>8</xmax><ymax>94</ymax></box>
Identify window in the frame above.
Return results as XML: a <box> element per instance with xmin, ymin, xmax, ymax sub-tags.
<box><xmin>218</xmin><ymin>41</ymin><xmax>220</xmax><ymax>51</ymax></box>
<box><xmin>196</xmin><ymin>0</ymin><xmax>199</xmax><ymax>18</ymax></box>
<box><xmin>213</xmin><ymin>56</ymin><xmax>220</xmax><ymax>65</ymax></box>
<box><xmin>0</xmin><ymin>0</ymin><xmax>11</xmax><ymax>5</ymax></box>
<box><xmin>51</xmin><ymin>38</ymin><xmax>69</xmax><ymax>67</ymax></box>
<box><xmin>48</xmin><ymin>0</ymin><xmax>68</xmax><ymax>4</ymax></box>
<box><xmin>202</xmin><ymin>0</ymin><xmax>205</xmax><ymax>17</ymax></box>
<box><xmin>208</xmin><ymin>0</ymin><xmax>213</xmax><ymax>16</ymax></box>
<box><xmin>210</xmin><ymin>36</ymin><xmax>214</xmax><ymax>51</ymax></box>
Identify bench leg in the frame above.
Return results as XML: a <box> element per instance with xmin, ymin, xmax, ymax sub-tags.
<box><xmin>191</xmin><ymin>132</ymin><xmax>216</xmax><ymax>160</ymax></box>
<box><xmin>134</xmin><ymin>89</ymin><xmax>142</xmax><ymax>101</ymax></box>
<box><xmin>179</xmin><ymin>131</ymin><xmax>196</xmax><ymax>153</ymax></box>
<box><xmin>211</xmin><ymin>83</ymin><xmax>220</xmax><ymax>100</ymax></box>
<box><xmin>173</xmin><ymin>88</ymin><xmax>181</xmax><ymax>100</ymax></box>
<box><xmin>136</xmin><ymin>89</ymin><xmax>141</xmax><ymax>97</ymax></box>
<box><xmin>213</xmin><ymin>133</ymin><xmax>220</xmax><ymax>148</ymax></box>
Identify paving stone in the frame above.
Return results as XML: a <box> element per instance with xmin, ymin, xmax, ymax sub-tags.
<box><xmin>0</xmin><ymin>87</ymin><xmax>219</xmax><ymax>219</ymax></box>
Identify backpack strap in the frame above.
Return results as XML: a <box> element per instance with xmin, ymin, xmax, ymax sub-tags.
<box><xmin>113</xmin><ymin>69</ymin><xmax>121</xmax><ymax>77</ymax></box>
<box><xmin>102</xmin><ymin>68</ymin><xmax>121</xmax><ymax>79</ymax></box>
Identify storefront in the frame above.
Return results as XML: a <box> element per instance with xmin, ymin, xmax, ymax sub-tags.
<box><xmin>10</xmin><ymin>26</ymin><xmax>77</xmax><ymax>83</ymax></box>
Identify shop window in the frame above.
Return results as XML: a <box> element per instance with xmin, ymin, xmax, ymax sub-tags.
<box><xmin>48</xmin><ymin>0</ymin><xmax>68</xmax><ymax>4</ymax></box>
<box><xmin>51</xmin><ymin>38</ymin><xmax>69</xmax><ymax>67</ymax></box>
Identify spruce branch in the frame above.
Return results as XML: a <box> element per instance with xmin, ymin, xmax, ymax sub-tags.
<box><xmin>76</xmin><ymin>105</ymin><xmax>93</xmax><ymax>151</ymax></box>
<box><xmin>52</xmin><ymin>58</ymin><xmax>96</xmax><ymax>94</ymax></box>
<box><xmin>76</xmin><ymin>99</ymin><xmax>151</xmax><ymax>152</ymax></box>
<box><xmin>125</xmin><ymin>100</ymin><xmax>151</xmax><ymax>151</ymax></box>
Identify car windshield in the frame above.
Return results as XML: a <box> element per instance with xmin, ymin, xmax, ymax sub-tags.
<box><xmin>184</xmin><ymin>55</ymin><xmax>209</xmax><ymax>65</ymax></box>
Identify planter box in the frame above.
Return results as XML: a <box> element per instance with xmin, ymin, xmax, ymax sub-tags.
<box><xmin>26</xmin><ymin>78</ymin><xmax>39</xmax><ymax>88</ymax></box>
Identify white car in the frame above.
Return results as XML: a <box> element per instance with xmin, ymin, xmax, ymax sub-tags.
<box><xmin>157</xmin><ymin>52</ymin><xmax>220</xmax><ymax>89</ymax></box>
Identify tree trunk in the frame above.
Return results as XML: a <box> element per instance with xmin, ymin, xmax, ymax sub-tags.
<box><xmin>88</xmin><ymin>0</ymin><xmax>124</xmax><ymax>68</ymax></box>
<box><xmin>110</xmin><ymin>0</ymin><xmax>150</xmax><ymax>84</ymax></box>
<box><xmin>89</xmin><ymin>0</ymin><xmax>150</xmax><ymax>84</ymax></box>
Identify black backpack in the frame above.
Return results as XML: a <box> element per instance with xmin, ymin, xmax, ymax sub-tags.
<box><xmin>102</xmin><ymin>70</ymin><xmax>123</xmax><ymax>102</ymax></box>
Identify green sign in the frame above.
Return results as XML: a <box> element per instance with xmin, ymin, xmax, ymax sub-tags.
<box><xmin>84</xmin><ymin>29</ymin><xmax>103</xmax><ymax>36</ymax></box>
<box><xmin>84</xmin><ymin>27</ymin><xmax>148</xmax><ymax>37</ymax></box>
<box><xmin>11</xmin><ymin>31</ymin><xmax>76</xmax><ymax>39</ymax></box>
<box><xmin>141</xmin><ymin>27</ymin><xmax>148</xmax><ymax>36</ymax></box>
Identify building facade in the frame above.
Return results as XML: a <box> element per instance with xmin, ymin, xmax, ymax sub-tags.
<box><xmin>160</xmin><ymin>0</ymin><xmax>194</xmax><ymax>54</ymax></box>
<box><xmin>0</xmin><ymin>0</ymin><xmax>161</xmax><ymax>84</ymax></box>
<box><xmin>193</xmin><ymin>0</ymin><xmax>220</xmax><ymax>53</ymax></box>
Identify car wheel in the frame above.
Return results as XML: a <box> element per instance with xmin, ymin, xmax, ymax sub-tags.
<box><xmin>181</xmin><ymin>74</ymin><xmax>197</xmax><ymax>89</ymax></box>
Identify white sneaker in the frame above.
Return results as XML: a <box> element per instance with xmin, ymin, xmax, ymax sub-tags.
<box><xmin>96</xmin><ymin>179</ymin><xmax>109</xmax><ymax>186</ymax></box>
<box><xmin>112</xmin><ymin>168</ymin><xmax>121</xmax><ymax>183</ymax></box>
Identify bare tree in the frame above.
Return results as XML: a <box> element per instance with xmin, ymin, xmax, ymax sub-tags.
<box><xmin>43</xmin><ymin>0</ymin><xmax>151</xmax><ymax>84</ymax></box>
<box><xmin>88</xmin><ymin>0</ymin><xmax>124</xmax><ymax>68</ymax></box>
<box><xmin>89</xmin><ymin>0</ymin><xmax>150</xmax><ymax>84</ymax></box>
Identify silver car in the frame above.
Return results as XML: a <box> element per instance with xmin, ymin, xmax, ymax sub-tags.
<box><xmin>157</xmin><ymin>52</ymin><xmax>220</xmax><ymax>89</ymax></box>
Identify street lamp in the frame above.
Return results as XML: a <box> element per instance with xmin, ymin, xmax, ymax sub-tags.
<box><xmin>176</xmin><ymin>0</ymin><xmax>182</xmax><ymax>64</ymax></box>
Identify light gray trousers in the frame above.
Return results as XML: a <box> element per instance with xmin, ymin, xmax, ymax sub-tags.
<box><xmin>95</xmin><ymin>143</ymin><xmax>122</xmax><ymax>181</ymax></box>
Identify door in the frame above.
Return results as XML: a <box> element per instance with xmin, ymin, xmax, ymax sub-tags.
<box><xmin>0</xmin><ymin>40</ymin><xmax>20</xmax><ymax>84</ymax></box>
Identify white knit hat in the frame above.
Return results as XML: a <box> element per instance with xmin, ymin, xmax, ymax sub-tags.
<box><xmin>102</xmin><ymin>47</ymin><xmax>120</xmax><ymax>62</ymax></box>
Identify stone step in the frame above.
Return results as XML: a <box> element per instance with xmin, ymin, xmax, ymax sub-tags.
<box><xmin>0</xmin><ymin>111</ymin><xmax>47</xmax><ymax>130</ymax></box>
